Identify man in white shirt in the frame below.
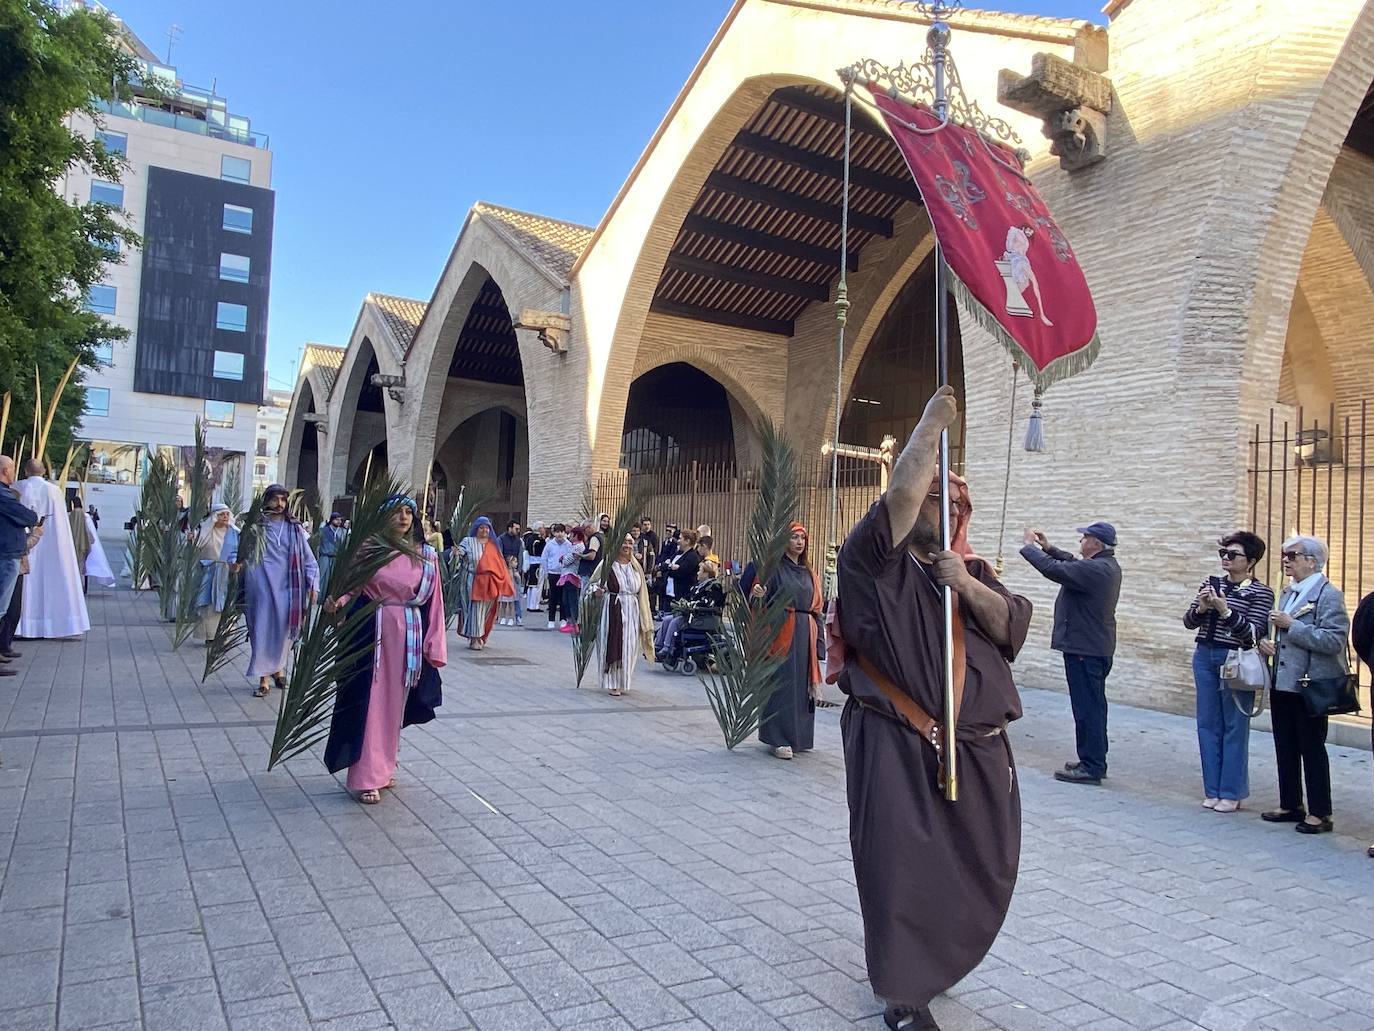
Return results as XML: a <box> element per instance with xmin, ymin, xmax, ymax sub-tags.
<box><xmin>16</xmin><ymin>459</ymin><xmax>90</xmax><ymax>639</ymax></box>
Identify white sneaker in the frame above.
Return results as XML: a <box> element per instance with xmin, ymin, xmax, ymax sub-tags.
<box><xmin>547</xmin><ymin>621</ymin><xmax>556</xmax><ymax>630</ymax></box>
<box><xmin>1203</xmin><ymin>797</ymin><xmax>1219</xmax><ymax>809</ymax></box>
<box><xmin>559</xmin><ymin>620</ymin><xmax>568</xmax><ymax>629</ymax></box>
<box><xmin>1214</xmin><ymin>799</ymin><xmax>1241</xmax><ymax>813</ymax></box>
<box><xmin>773</xmin><ymin>746</ymin><xmax>794</xmax><ymax>760</ymax></box>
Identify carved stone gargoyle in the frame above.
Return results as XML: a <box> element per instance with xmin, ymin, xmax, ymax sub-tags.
<box><xmin>513</xmin><ymin>309</ymin><xmax>571</xmax><ymax>354</ymax></box>
<box><xmin>369</xmin><ymin>372</ymin><xmax>405</xmax><ymax>404</ymax></box>
<box><xmin>998</xmin><ymin>53</ymin><xmax>1112</xmax><ymax>171</ymax></box>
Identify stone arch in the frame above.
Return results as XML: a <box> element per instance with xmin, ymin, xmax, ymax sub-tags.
<box><xmin>432</xmin><ymin>403</ymin><xmax>530</xmax><ymax>526</ymax></box>
<box><xmin>622</xmin><ymin>356</ymin><xmax>768</xmax><ymax>471</ymax></box>
<box><xmin>278</xmin><ymin>372</ymin><xmax>328</xmax><ymax>495</ymax></box>
<box><xmin>402</xmin><ymin>217</ymin><xmax>563</xmax><ymax>509</ymax></box>
<box><xmin>326</xmin><ymin>333</ymin><xmax>404</xmax><ymax>502</ymax></box>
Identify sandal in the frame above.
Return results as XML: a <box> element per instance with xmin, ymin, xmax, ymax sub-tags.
<box><xmin>358</xmin><ymin>789</ymin><xmax>381</xmax><ymax>805</ymax></box>
<box><xmin>252</xmin><ymin>680</ymin><xmax>271</xmax><ymax>698</ymax></box>
<box><xmin>272</xmin><ymin>672</ymin><xmax>287</xmax><ymax>692</ymax></box>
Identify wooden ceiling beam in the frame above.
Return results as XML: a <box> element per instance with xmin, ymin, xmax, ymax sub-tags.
<box><xmin>679</xmin><ymin>214</ymin><xmax>858</xmax><ymax>272</ymax></box>
<box><xmin>733</xmin><ymin>131</ymin><xmax>924</xmax><ymax>203</ymax></box>
<box><xmin>663</xmin><ymin>253</ymin><xmax>829</xmax><ymax>301</ymax></box>
<box><xmin>770</xmin><ymin>87</ymin><xmax>888</xmax><ymax>138</ymax></box>
<box><xmin>704</xmin><ymin>171</ymin><xmax>893</xmax><ymax>237</ymax></box>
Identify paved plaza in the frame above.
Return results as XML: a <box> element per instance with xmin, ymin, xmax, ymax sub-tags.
<box><xmin>2</xmin><ymin>585</ymin><xmax>1374</xmax><ymax>1030</ymax></box>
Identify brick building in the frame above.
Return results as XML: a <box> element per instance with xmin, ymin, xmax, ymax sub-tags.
<box><xmin>278</xmin><ymin>0</ymin><xmax>1374</xmax><ymax>716</ymax></box>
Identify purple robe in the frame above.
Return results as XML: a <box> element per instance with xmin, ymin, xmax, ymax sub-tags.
<box><xmin>837</xmin><ymin>496</ymin><xmax>1032</xmax><ymax>1007</ymax></box>
<box><xmin>244</xmin><ymin>516</ymin><xmax>319</xmax><ymax>677</ymax></box>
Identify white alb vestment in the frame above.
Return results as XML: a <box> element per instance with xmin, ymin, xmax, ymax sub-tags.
<box><xmin>84</xmin><ymin>513</ymin><xmax>117</xmax><ymax>587</ymax></box>
<box><xmin>16</xmin><ymin>477</ymin><xmax>90</xmax><ymax>638</ymax></box>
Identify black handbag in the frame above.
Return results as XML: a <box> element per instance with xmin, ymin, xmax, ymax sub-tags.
<box><xmin>1295</xmin><ymin>584</ymin><xmax>1360</xmax><ymax>717</ymax></box>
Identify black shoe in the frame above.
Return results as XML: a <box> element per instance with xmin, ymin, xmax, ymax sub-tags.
<box><xmin>0</xmin><ymin>668</ymin><xmax>16</xmax><ymax>677</ymax></box>
<box><xmin>884</xmin><ymin>1005</ymin><xmax>940</xmax><ymax>1031</ymax></box>
<box><xmin>1261</xmin><ymin>809</ymin><xmax>1305</xmax><ymax>823</ymax></box>
<box><xmin>1063</xmin><ymin>761</ymin><xmax>1107</xmax><ymax>778</ymax></box>
<box><xmin>1054</xmin><ymin>767</ymin><xmax>1102</xmax><ymax>785</ymax></box>
<box><xmin>2</xmin><ymin>650</ymin><xmax>20</xmax><ymax>659</ymax></box>
<box><xmin>1295</xmin><ymin>817</ymin><xmax>1333</xmax><ymax>834</ymax></box>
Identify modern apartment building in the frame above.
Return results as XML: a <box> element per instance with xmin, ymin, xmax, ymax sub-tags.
<box><xmin>65</xmin><ymin>4</ymin><xmax>275</xmax><ymax>534</ymax></box>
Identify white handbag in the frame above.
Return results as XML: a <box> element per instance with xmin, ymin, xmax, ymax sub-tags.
<box><xmin>1221</xmin><ymin>647</ymin><xmax>1270</xmax><ymax>717</ymax></box>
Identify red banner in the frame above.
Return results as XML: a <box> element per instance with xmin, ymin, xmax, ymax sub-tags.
<box><xmin>870</xmin><ymin>89</ymin><xmax>1099</xmax><ymax>390</ymax></box>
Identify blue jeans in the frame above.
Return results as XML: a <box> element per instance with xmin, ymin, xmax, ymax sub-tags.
<box><xmin>1192</xmin><ymin>643</ymin><xmax>1252</xmax><ymax>801</ymax></box>
<box><xmin>0</xmin><ymin>557</ymin><xmax>20</xmax><ymax>620</ymax></box>
<box><xmin>1064</xmin><ymin>653</ymin><xmax>1112</xmax><ymax>777</ymax></box>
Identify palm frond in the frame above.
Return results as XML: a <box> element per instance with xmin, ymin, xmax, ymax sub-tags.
<box><xmin>171</xmin><ymin>421</ymin><xmax>213</xmax><ymax>649</ymax></box>
<box><xmin>698</xmin><ymin>421</ymin><xmax>801</xmax><ymax>748</ymax></box>
<box><xmin>125</xmin><ymin>448</ymin><xmax>178</xmax><ymax>602</ymax></box>
<box><xmin>201</xmin><ymin>490</ymin><xmax>266</xmax><ymax>679</ymax></box>
<box><xmin>571</xmin><ymin>484</ymin><xmax>652</xmax><ymax>688</ymax></box>
<box><xmin>577</xmin><ymin>480</ymin><xmax>596</xmax><ymax>523</ymax></box>
<box><xmin>267</xmin><ymin>473</ymin><xmax>418</xmax><ymax>768</ymax></box>
<box><xmin>442</xmin><ymin>482</ymin><xmax>494</xmax><ymax>629</ymax></box>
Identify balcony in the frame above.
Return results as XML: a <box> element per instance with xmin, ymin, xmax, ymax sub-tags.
<box><xmin>95</xmin><ymin>97</ymin><xmax>269</xmax><ymax>150</ymax></box>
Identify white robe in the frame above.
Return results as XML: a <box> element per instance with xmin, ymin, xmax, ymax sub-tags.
<box><xmin>84</xmin><ymin>513</ymin><xmax>116</xmax><ymax>587</ymax></box>
<box><xmin>16</xmin><ymin>477</ymin><xmax>90</xmax><ymax>638</ymax></box>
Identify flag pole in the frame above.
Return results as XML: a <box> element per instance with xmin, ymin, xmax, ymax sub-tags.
<box><xmin>927</xmin><ymin>1</ymin><xmax>959</xmax><ymax>802</ymax></box>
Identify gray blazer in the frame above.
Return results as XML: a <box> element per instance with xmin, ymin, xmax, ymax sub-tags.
<box><xmin>1272</xmin><ymin>576</ymin><xmax>1351</xmax><ymax>693</ymax></box>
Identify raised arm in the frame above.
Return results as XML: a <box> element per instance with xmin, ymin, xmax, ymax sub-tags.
<box><xmin>887</xmin><ymin>386</ymin><xmax>959</xmax><ymax>549</ymax></box>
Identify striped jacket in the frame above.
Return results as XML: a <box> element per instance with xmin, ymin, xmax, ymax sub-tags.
<box><xmin>1183</xmin><ymin>577</ymin><xmax>1275</xmax><ymax>650</ymax></box>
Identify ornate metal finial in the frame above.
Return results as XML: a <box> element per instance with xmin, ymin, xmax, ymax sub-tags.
<box><xmin>912</xmin><ymin>0</ymin><xmax>962</xmax><ymax>15</ymax></box>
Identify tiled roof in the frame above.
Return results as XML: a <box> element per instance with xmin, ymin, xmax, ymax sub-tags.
<box><xmin>301</xmin><ymin>343</ymin><xmax>346</xmax><ymax>395</ymax></box>
<box><xmin>473</xmin><ymin>202</ymin><xmax>594</xmax><ymax>285</ymax></box>
<box><xmin>367</xmin><ymin>293</ymin><xmax>428</xmax><ymax>355</ymax></box>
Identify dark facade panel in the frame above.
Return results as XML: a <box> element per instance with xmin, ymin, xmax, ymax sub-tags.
<box><xmin>134</xmin><ymin>165</ymin><xmax>274</xmax><ymax>404</ymax></box>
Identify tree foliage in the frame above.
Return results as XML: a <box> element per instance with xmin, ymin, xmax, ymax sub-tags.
<box><xmin>0</xmin><ymin>0</ymin><xmax>142</xmax><ymax>460</ymax></box>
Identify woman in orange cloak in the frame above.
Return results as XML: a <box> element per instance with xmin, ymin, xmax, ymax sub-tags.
<box><xmin>458</xmin><ymin>516</ymin><xmax>515</xmax><ymax>650</ymax></box>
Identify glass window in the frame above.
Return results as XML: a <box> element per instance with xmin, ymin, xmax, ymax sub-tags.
<box><xmin>255</xmin><ymin>462</ymin><xmax>267</xmax><ymax>476</ymax></box>
<box><xmin>90</xmin><ymin>180</ymin><xmax>123</xmax><ymax>207</ymax></box>
<box><xmin>84</xmin><ymin>387</ymin><xmax>110</xmax><ymax>418</ymax></box>
<box><xmin>92</xmin><ymin>340</ymin><xmax>114</xmax><ymax>365</ymax></box>
<box><xmin>96</xmin><ymin>130</ymin><xmax>127</xmax><ymax>157</ymax></box>
<box><xmin>223</xmin><ymin>203</ymin><xmax>253</xmax><ymax>234</ymax></box>
<box><xmin>204</xmin><ymin>400</ymin><xmax>235</xmax><ymax>427</ymax></box>
<box><xmin>213</xmin><ymin>350</ymin><xmax>245</xmax><ymax>380</ymax></box>
<box><xmin>85</xmin><ymin>440</ymin><xmax>144</xmax><ymax>485</ymax></box>
<box><xmin>219</xmin><ymin>253</ymin><xmax>250</xmax><ymax>283</ymax></box>
<box><xmin>216</xmin><ymin>301</ymin><xmax>248</xmax><ymax>332</ymax></box>
<box><xmin>221</xmin><ymin>155</ymin><xmax>251</xmax><ymax>184</ymax></box>
<box><xmin>85</xmin><ymin>284</ymin><xmax>116</xmax><ymax>314</ymax></box>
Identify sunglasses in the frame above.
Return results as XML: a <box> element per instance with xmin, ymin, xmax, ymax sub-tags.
<box><xmin>1217</xmin><ymin>549</ymin><xmax>1247</xmax><ymax>561</ymax></box>
<box><xmin>1281</xmin><ymin>551</ymin><xmax>1307</xmax><ymax>561</ymax></box>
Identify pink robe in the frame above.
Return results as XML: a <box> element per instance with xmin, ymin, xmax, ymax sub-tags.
<box><xmin>345</xmin><ymin>552</ymin><xmax>447</xmax><ymax>791</ymax></box>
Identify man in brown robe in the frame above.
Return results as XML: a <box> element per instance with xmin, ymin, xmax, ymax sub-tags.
<box><xmin>835</xmin><ymin>386</ymin><xmax>1032</xmax><ymax>1030</ymax></box>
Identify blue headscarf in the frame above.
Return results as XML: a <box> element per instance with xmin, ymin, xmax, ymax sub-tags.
<box><xmin>468</xmin><ymin>515</ymin><xmax>494</xmax><ymax>538</ymax></box>
<box><xmin>381</xmin><ymin>493</ymin><xmax>418</xmax><ymax>514</ymax></box>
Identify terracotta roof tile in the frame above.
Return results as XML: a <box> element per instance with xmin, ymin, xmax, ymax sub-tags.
<box><xmin>473</xmin><ymin>202</ymin><xmax>594</xmax><ymax>284</ymax></box>
<box><xmin>367</xmin><ymin>293</ymin><xmax>428</xmax><ymax>355</ymax></box>
<box><xmin>301</xmin><ymin>343</ymin><xmax>346</xmax><ymax>395</ymax></box>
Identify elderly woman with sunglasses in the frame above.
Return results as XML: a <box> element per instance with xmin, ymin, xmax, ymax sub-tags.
<box><xmin>1258</xmin><ymin>535</ymin><xmax>1350</xmax><ymax>835</ymax></box>
<box><xmin>1183</xmin><ymin>532</ymin><xmax>1274</xmax><ymax>813</ymax></box>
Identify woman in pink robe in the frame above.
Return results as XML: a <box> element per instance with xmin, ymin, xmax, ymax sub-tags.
<box><xmin>323</xmin><ymin>495</ymin><xmax>447</xmax><ymax>804</ymax></box>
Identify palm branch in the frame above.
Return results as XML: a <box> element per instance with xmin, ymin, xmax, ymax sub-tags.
<box><xmin>442</xmin><ymin>482</ymin><xmax>494</xmax><ymax>630</ymax></box>
<box><xmin>571</xmin><ymin>484</ymin><xmax>652</xmax><ymax>688</ymax></box>
<box><xmin>267</xmin><ymin>473</ymin><xmax>418</xmax><ymax>768</ymax></box>
<box><xmin>201</xmin><ymin>490</ymin><xmax>266</xmax><ymax>680</ymax></box>
<box><xmin>699</xmin><ymin>421</ymin><xmax>802</xmax><ymax>748</ymax></box>
<box><xmin>170</xmin><ymin>421</ymin><xmax>214</xmax><ymax>647</ymax></box>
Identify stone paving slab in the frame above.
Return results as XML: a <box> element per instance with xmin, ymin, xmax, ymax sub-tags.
<box><xmin>2</xmin><ymin>585</ymin><xmax>1374</xmax><ymax>1029</ymax></box>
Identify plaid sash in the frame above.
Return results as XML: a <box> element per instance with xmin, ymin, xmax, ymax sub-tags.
<box><xmin>284</xmin><ymin>522</ymin><xmax>308</xmax><ymax>641</ymax></box>
<box><xmin>372</xmin><ymin>546</ymin><xmax>437</xmax><ymax>691</ymax></box>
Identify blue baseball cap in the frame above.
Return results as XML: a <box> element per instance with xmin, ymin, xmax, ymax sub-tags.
<box><xmin>1076</xmin><ymin>522</ymin><xmax>1117</xmax><ymax>547</ymax></box>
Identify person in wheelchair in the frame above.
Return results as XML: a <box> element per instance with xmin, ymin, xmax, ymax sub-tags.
<box><xmin>655</xmin><ymin>559</ymin><xmax>726</xmax><ymax>672</ymax></box>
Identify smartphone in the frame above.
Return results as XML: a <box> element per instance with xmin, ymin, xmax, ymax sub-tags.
<box><xmin>36</xmin><ymin>515</ymin><xmax>46</xmax><ymax>527</ymax></box>
<box><xmin>1209</xmin><ymin>575</ymin><xmax>1226</xmax><ymax>595</ymax></box>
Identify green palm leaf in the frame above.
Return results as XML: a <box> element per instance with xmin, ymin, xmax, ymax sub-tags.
<box><xmin>698</xmin><ymin>420</ymin><xmax>801</xmax><ymax>748</ymax></box>
<box><xmin>267</xmin><ymin>473</ymin><xmax>418</xmax><ymax>769</ymax></box>
<box><xmin>171</xmin><ymin>420</ymin><xmax>213</xmax><ymax>649</ymax></box>
<box><xmin>571</xmin><ymin>485</ymin><xmax>651</xmax><ymax>688</ymax></box>
<box><xmin>201</xmin><ymin>490</ymin><xmax>266</xmax><ymax>680</ymax></box>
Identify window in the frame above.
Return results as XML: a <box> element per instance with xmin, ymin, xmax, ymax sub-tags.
<box><xmin>92</xmin><ymin>340</ymin><xmax>114</xmax><ymax>365</ymax></box>
<box><xmin>85</xmin><ymin>285</ymin><xmax>116</xmax><ymax>314</ymax></box>
<box><xmin>204</xmin><ymin>400</ymin><xmax>235</xmax><ymax>427</ymax></box>
<box><xmin>220</xmin><ymin>155</ymin><xmax>251</xmax><ymax>184</ymax></box>
<box><xmin>213</xmin><ymin>350</ymin><xmax>245</xmax><ymax>380</ymax></box>
<box><xmin>256</xmin><ymin>437</ymin><xmax>268</xmax><ymax>457</ymax></box>
<box><xmin>255</xmin><ymin>462</ymin><xmax>267</xmax><ymax>476</ymax></box>
<box><xmin>96</xmin><ymin>130</ymin><xmax>127</xmax><ymax>157</ymax></box>
<box><xmin>86</xmin><ymin>440</ymin><xmax>143</xmax><ymax>485</ymax></box>
<box><xmin>216</xmin><ymin>301</ymin><xmax>248</xmax><ymax>332</ymax></box>
<box><xmin>223</xmin><ymin>203</ymin><xmax>253</xmax><ymax>234</ymax></box>
<box><xmin>84</xmin><ymin>387</ymin><xmax>110</xmax><ymax>418</ymax></box>
<box><xmin>219</xmin><ymin>253</ymin><xmax>250</xmax><ymax>283</ymax></box>
<box><xmin>90</xmin><ymin>180</ymin><xmax>123</xmax><ymax>207</ymax></box>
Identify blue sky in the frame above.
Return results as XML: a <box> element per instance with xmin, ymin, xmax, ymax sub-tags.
<box><xmin>103</xmin><ymin>0</ymin><xmax>1106</xmax><ymax>392</ymax></box>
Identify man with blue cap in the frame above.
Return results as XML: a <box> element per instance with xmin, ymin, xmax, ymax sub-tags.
<box><xmin>1020</xmin><ymin>520</ymin><xmax>1122</xmax><ymax>785</ymax></box>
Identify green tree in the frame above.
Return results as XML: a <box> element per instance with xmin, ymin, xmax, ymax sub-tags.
<box><xmin>0</xmin><ymin>0</ymin><xmax>141</xmax><ymax>463</ymax></box>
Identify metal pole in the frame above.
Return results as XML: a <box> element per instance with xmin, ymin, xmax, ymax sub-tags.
<box><xmin>929</xmin><ymin>10</ymin><xmax>958</xmax><ymax>802</ymax></box>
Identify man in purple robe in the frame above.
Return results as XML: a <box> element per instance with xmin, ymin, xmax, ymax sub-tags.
<box><xmin>835</xmin><ymin>386</ymin><xmax>1033</xmax><ymax>1031</ymax></box>
<box><xmin>241</xmin><ymin>484</ymin><xmax>318</xmax><ymax>698</ymax></box>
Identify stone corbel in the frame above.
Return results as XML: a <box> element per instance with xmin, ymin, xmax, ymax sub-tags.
<box><xmin>513</xmin><ymin>309</ymin><xmax>571</xmax><ymax>354</ymax></box>
<box><xmin>997</xmin><ymin>53</ymin><xmax>1112</xmax><ymax>171</ymax></box>
<box><xmin>370</xmin><ymin>372</ymin><xmax>405</xmax><ymax>404</ymax></box>
<box><xmin>303</xmin><ymin>413</ymin><xmax>329</xmax><ymax>434</ymax></box>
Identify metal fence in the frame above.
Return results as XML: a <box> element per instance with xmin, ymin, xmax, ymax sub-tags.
<box><xmin>594</xmin><ymin>449</ymin><xmax>964</xmax><ymax>572</ymax></box>
<box><xmin>1247</xmin><ymin>401</ymin><xmax>1371</xmax><ymax>702</ymax></box>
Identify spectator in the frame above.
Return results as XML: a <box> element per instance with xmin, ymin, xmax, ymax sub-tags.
<box><xmin>542</xmin><ymin>523</ymin><xmax>576</xmax><ymax>630</ymax></box>
<box><xmin>523</xmin><ymin>522</ymin><xmax>546</xmax><ymax>615</ymax></box>
<box><xmin>0</xmin><ymin>455</ymin><xmax>38</xmax><ymax>676</ymax></box>
<box><xmin>578</xmin><ymin>513</ymin><xmax>610</xmax><ymax>608</ymax></box>
<box><xmin>696</xmin><ymin>524</ymin><xmax>720</xmax><ymax>564</ymax></box>
<box><xmin>1183</xmin><ymin>532</ymin><xmax>1274</xmax><ymax>813</ymax></box>
<box><xmin>638</xmin><ymin>517</ymin><xmax>660</xmax><ymax>574</ymax></box>
<box><xmin>1260</xmin><ymin>535</ymin><xmax>1350</xmax><ymax>835</ymax></box>
<box><xmin>1020</xmin><ymin>521</ymin><xmax>1122</xmax><ymax>786</ymax></box>
<box><xmin>654</xmin><ymin>558</ymin><xmax>725</xmax><ymax>656</ymax></box>
<box><xmin>497</xmin><ymin>520</ymin><xmax>525</xmax><ymax>626</ymax></box>
<box><xmin>662</xmin><ymin>528</ymin><xmax>701</xmax><ymax>602</ymax></box>
<box><xmin>1352</xmin><ymin>589</ymin><xmax>1374</xmax><ymax>857</ymax></box>
<box><xmin>651</xmin><ymin>522</ymin><xmax>680</xmax><ymax>616</ymax></box>
<box><xmin>318</xmin><ymin>513</ymin><xmax>346</xmax><ymax>597</ymax></box>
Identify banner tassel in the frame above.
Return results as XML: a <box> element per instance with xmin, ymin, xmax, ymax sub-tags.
<box><xmin>1024</xmin><ymin>389</ymin><xmax>1046</xmax><ymax>452</ymax></box>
